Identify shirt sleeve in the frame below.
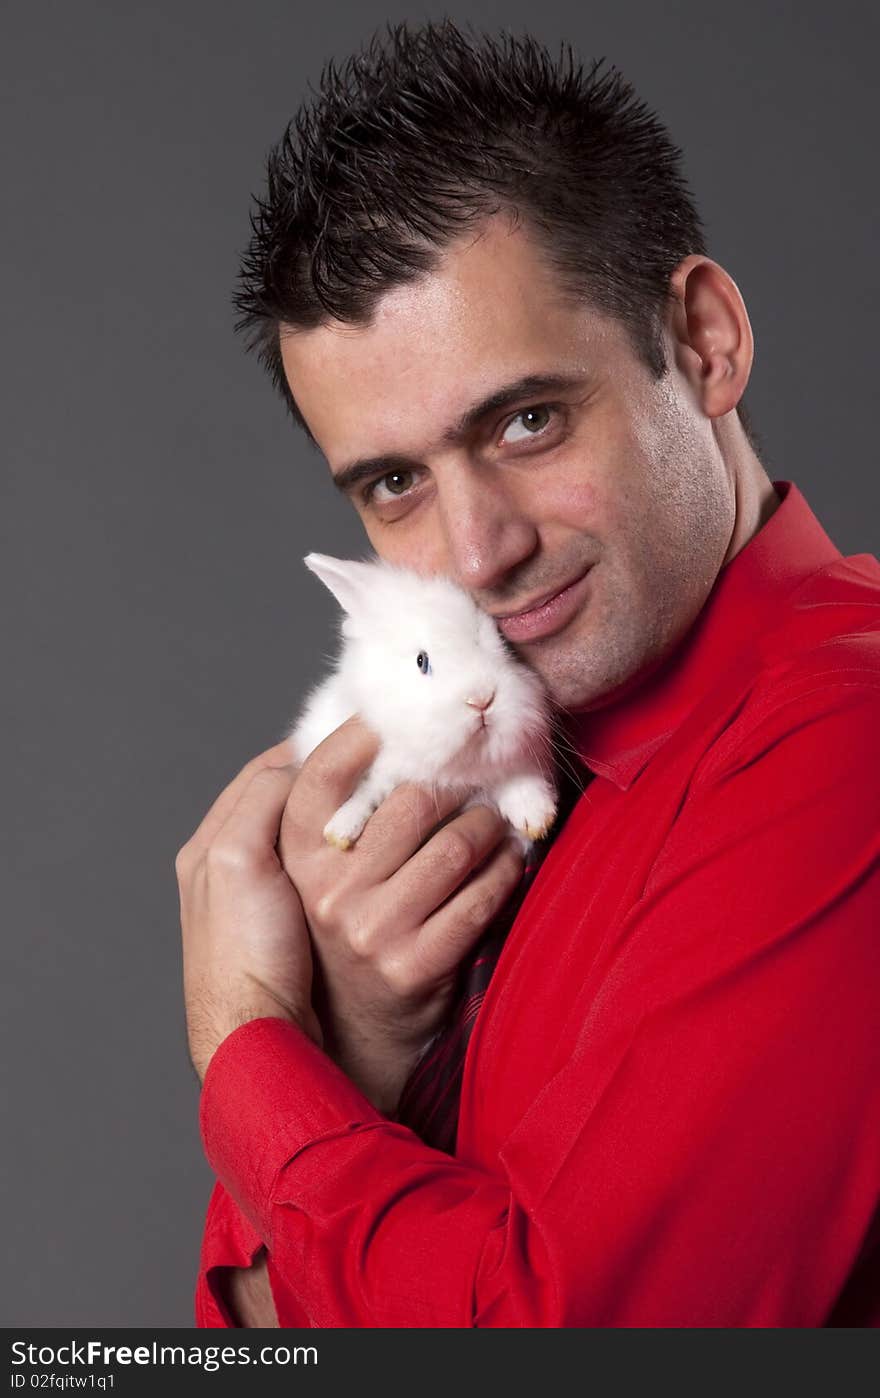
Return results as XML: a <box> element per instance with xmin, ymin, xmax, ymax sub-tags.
<box><xmin>198</xmin><ymin>679</ymin><xmax>880</xmax><ymax>1327</ymax></box>
<box><xmin>195</xmin><ymin>1179</ymin><xmax>264</xmax><ymax>1327</ymax></box>
<box><xmin>194</xmin><ymin>1177</ymin><xmax>317</xmax><ymax>1328</ymax></box>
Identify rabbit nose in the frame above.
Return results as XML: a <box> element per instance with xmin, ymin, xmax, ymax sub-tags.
<box><xmin>465</xmin><ymin>691</ymin><xmax>495</xmax><ymax>712</ymax></box>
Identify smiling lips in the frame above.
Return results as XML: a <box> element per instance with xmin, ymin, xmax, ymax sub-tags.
<box><xmin>496</xmin><ymin>567</ymin><xmax>594</xmax><ymax>642</ymax></box>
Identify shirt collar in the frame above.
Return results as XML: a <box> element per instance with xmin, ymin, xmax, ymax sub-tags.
<box><xmin>560</xmin><ymin>481</ymin><xmax>842</xmax><ymax>791</ymax></box>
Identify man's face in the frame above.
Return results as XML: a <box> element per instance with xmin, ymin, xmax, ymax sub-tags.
<box><xmin>279</xmin><ymin>217</ymin><xmax>736</xmax><ymax>713</ymax></box>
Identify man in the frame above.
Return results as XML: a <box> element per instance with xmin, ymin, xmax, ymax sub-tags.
<box><xmin>176</xmin><ymin>21</ymin><xmax>880</xmax><ymax>1326</ymax></box>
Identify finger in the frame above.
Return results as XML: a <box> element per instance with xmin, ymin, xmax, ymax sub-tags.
<box><xmin>207</xmin><ymin>765</ymin><xmax>298</xmax><ymax>870</ymax></box>
<box><xmin>412</xmin><ymin>836</ymin><xmax>526</xmax><ymax>983</ymax></box>
<box><xmin>379</xmin><ymin>801</ymin><xmax>513</xmax><ymax>927</ymax></box>
<box><xmin>351</xmin><ymin>781</ymin><xmax>483</xmax><ymax>882</ymax></box>
<box><xmin>182</xmin><ymin>738</ymin><xmax>299</xmax><ymax>862</ymax></box>
<box><xmin>280</xmin><ymin>714</ymin><xmax>380</xmax><ymax>847</ymax></box>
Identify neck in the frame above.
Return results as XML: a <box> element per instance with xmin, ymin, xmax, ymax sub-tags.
<box><xmin>716</xmin><ymin>417</ymin><xmax>781</xmax><ymax>567</ymax></box>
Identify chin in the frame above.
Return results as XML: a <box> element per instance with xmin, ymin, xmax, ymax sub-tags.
<box><xmin>511</xmin><ymin>627</ymin><xmax>592</xmax><ymax>705</ymax></box>
<box><xmin>529</xmin><ymin>641</ymin><xmax>626</xmax><ymax>715</ymax></box>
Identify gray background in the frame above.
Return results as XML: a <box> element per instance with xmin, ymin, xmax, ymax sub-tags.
<box><xmin>2</xmin><ymin>0</ymin><xmax>877</xmax><ymax>1326</ymax></box>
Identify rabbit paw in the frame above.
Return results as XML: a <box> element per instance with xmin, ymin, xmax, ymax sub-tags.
<box><xmin>494</xmin><ymin>775</ymin><xmax>558</xmax><ymax>843</ymax></box>
<box><xmin>324</xmin><ymin>827</ymin><xmax>354</xmax><ymax>851</ymax></box>
<box><xmin>323</xmin><ymin>797</ymin><xmax>373</xmax><ymax>850</ymax></box>
<box><xmin>322</xmin><ymin>769</ymin><xmax>397</xmax><ymax>850</ymax></box>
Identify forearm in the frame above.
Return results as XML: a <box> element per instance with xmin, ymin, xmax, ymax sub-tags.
<box><xmin>322</xmin><ymin>1021</ymin><xmax>433</xmax><ymax>1115</ymax></box>
<box><xmin>215</xmin><ymin>1248</ymin><xmax>279</xmax><ymax>1328</ymax></box>
<box><xmin>313</xmin><ymin>965</ymin><xmax>439</xmax><ymax>1116</ymax></box>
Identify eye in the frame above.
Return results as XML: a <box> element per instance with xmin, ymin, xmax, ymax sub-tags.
<box><xmin>416</xmin><ymin>650</ymin><xmax>432</xmax><ymax>675</ymax></box>
<box><xmin>498</xmin><ymin>404</ymin><xmax>558</xmax><ymax>446</ymax></box>
<box><xmin>363</xmin><ymin>469</ymin><xmax>418</xmax><ymax>506</ymax></box>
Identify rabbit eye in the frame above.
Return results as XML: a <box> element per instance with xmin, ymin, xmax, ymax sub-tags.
<box><xmin>416</xmin><ymin>650</ymin><xmax>432</xmax><ymax>675</ymax></box>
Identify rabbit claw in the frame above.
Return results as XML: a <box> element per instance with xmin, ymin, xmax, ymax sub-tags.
<box><xmin>495</xmin><ymin>774</ymin><xmax>558</xmax><ymax>845</ymax></box>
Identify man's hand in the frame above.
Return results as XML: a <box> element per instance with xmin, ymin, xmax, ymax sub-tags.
<box><xmin>176</xmin><ymin>740</ymin><xmax>322</xmax><ymax>1083</ymax></box>
<box><xmin>277</xmin><ymin>716</ymin><xmax>525</xmax><ymax>1114</ymax></box>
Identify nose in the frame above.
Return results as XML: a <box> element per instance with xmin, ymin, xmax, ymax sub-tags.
<box><xmin>438</xmin><ymin>462</ymin><xmax>538</xmax><ymax>592</ymax></box>
<box><xmin>465</xmin><ymin>691</ymin><xmax>495</xmax><ymax>712</ymax></box>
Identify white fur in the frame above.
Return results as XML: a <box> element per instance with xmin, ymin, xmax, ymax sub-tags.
<box><xmin>285</xmin><ymin>552</ymin><xmax>558</xmax><ymax>853</ymax></box>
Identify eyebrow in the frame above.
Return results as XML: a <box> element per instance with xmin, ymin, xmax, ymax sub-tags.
<box><xmin>329</xmin><ymin>371</ymin><xmax>589</xmax><ymax>498</ymax></box>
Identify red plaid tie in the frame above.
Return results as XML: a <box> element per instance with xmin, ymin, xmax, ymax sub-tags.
<box><xmin>394</xmin><ymin>757</ymin><xmax>590</xmax><ymax>1152</ymax></box>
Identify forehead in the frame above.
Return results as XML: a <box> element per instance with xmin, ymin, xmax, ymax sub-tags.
<box><xmin>278</xmin><ymin>218</ymin><xmax>619</xmax><ymax>463</ymax></box>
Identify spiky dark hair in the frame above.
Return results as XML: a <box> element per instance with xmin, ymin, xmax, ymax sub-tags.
<box><xmin>233</xmin><ymin>18</ymin><xmax>758</xmax><ymax>449</ymax></box>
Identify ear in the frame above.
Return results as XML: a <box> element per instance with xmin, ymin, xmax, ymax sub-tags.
<box><xmin>303</xmin><ymin>553</ymin><xmax>376</xmax><ymax>616</ymax></box>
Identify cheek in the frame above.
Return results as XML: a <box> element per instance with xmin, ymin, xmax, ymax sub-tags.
<box><xmin>532</xmin><ymin>477</ymin><xmax>601</xmax><ymax>531</ymax></box>
<box><xmin>362</xmin><ymin>520</ymin><xmax>446</xmax><ymax>577</ymax></box>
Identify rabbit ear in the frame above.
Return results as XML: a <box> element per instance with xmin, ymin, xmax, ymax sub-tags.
<box><xmin>303</xmin><ymin>553</ymin><xmax>375</xmax><ymax>616</ymax></box>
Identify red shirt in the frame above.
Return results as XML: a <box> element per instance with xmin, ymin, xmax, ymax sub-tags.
<box><xmin>195</xmin><ymin>480</ymin><xmax>880</xmax><ymax>1327</ymax></box>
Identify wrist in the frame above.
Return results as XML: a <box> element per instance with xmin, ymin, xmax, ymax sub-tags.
<box><xmin>194</xmin><ymin>1000</ymin><xmax>324</xmax><ymax>1084</ymax></box>
<box><xmin>325</xmin><ymin>1027</ymin><xmax>433</xmax><ymax>1115</ymax></box>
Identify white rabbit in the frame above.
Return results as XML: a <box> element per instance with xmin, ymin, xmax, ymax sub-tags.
<box><xmin>285</xmin><ymin>552</ymin><xmax>558</xmax><ymax>854</ymax></box>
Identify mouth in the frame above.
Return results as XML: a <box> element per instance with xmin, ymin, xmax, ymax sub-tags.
<box><xmin>496</xmin><ymin>566</ymin><xmax>594</xmax><ymax>643</ymax></box>
<box><xmin>457</xmin><ymin>731</ymin><xmax>482</xmax><ymax>763</ymax></box>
